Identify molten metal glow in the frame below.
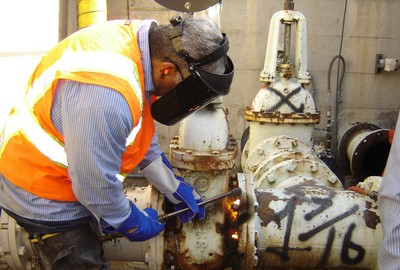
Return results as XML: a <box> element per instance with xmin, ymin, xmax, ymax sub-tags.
<box><xmin>231</xmin><ymin>232</ymin><xmax>239</xmax><ymax>240</ymax></box>
<box><xmin>232</xmin><ymin>211</ymin><xmax>238</xmax><ymax>219</ymax></box>
<box><xmin>233</xmin><ymin>199</ymin><xmax>240</xmax><ymax>207</ymax></box>
<box><xmin>228</xmin><ymin>198</ymin><xmax>241</xmax><ymax>219</ymax></box>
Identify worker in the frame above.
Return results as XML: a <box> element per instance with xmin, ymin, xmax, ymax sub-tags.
<box><xmin>0</xmin><ymin>15</ymin><xmax>234</xmax><ymax>269</ymax></box>
<box><xmin>378</xmin><ymin>111</ymin><xmax>400</xmax><ymax>270</ymax></box>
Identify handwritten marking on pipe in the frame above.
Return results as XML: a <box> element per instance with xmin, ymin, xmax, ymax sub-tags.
<box><xmin>341</xmin><ymin>223</ymin><xmax>365</xmax><ymax>265</ymax></box>
<box><xmin>258</xmin><ymin>190</ymin><xmax>366</xmax><ymax>267</ymax></box>
<box><xmin>298</xmin><ymin>204</ymin><xmax>359</xmax><ymax>241</ymax></box>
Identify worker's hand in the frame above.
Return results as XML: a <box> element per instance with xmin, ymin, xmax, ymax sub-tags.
<box><xmin>140</xmin><ymin>153</ymin><xmax>205</xmax><ymax>223</ymax></box>
<box><xmin>107</xmin><ymin>202</ymin><xmax>165</xmax><ymax>242</ymax></box>
<box><xmin>169</xmin><ymin>178</ymin><xmax>206</xmax><ymax>223</ymax></box>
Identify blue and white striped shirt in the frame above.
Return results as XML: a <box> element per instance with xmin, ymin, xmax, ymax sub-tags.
<box><xmin>378</xmin><ymin>111</ymin><xmax>400</xmax><ymax>270</ymax></box>
<box><xmin>0</xmin><ymin>20</ymin><xmax>162</xmax><ymax>229</ymax></box>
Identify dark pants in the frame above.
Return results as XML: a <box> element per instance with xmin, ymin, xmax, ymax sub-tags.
<box><xmin>30</xmin><ymin>218</ymin><xmax>109</xmax><ymax>270</ymax></box>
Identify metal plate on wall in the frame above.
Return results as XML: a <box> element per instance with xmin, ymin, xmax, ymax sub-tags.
<box><xmin>154</xmin><ymin>0</ymin><xmax>220</xmax><ymax>12</ymax></box>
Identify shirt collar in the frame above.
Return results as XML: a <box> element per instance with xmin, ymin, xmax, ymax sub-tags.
<box><xmin>137</xmin><ymin>19</ymin><xmax>158</xmax><ymax>102</ymax></box>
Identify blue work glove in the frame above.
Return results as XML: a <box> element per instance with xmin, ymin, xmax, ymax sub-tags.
<box><xmin>169</xmin><ymin>174</ymin><xmax>206</xmax><ymax>223</ymax></box>
<box><xmin>105</xmin><ymin>202</ymin><xmax>165</xmax><ymax>242</ymax></box>
<box><xmin>140</xmin><ymin>153</ymin><xmax>205</xmax><ymax>223</ymax></box>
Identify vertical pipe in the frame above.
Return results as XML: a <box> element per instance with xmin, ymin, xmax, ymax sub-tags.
<box><xmin>77</xmin><ymin>0</ymin><xmax>107</xmax><ymax>29</ymax></box>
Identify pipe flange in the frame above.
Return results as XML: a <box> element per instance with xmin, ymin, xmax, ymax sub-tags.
<box><xmin>245</xmin><ymin>109</ymin><xmax>321</xmax><ymax>124</ymax></box>
<box><xmin>253</xmin><ymin>150</ymin><xmax>318</xmax><ymax>180</ymax></box>
<box><xmin>349</xmin><ymin>129</ymin><xmax>390</xmax><ymax>181</ymax></box>
<box><xmin>170</xmin><ymin>137</ymin><xmax>237</xmax><ymax>171</ymax></box>
<box><xmin>244</xmin><ymin>135</ymin><xmax>311</xmax><ymax>174</ymax></box>
<box><xmin>237</xmin><ymin>173</ymin><xmax>257</xmax><ymax>269</ymax></box>
<box><xmin>255</xmin><ymin>158</ymin><xmax>342</xmax><ymax>190</ymax></box>
<box><xmin>338</xmin><ymin>122</ymin><xmax>380</xmax><ymax>170</ymax></box>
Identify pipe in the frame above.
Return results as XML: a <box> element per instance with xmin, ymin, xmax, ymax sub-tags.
<box><xmin>0</xmin><ymin>78</ymin><xmax>383</xmax><ymax>270</ymax></box>
<box><xmin>241</xmin><ymin>1</ymin><xmax>381</xmax><ymax>268</ymax></box>
<box><xmin>326</xmin><ymin>55</ymin><xmax>346</xmax><ymax>163</ymax></box>
<box><xmin>101</xmin><ymin>187</ymin><xmax>243</xmax><ymax>244</ymax></box>
<box><xmin>240</xmin><ymin>120</ymin><xmax>382</xmax><ymax>269</ymax></box>
<box><xmin>338</xmin><ymin>122</ymin><xmax>391</xmax><ymax>182</ymax></box>
<box><xmin>166</xmin><ymin>102</ymin><xmax>239</xmax><ymax>269</ymax></box>
<box><xmin>77</xmin><ymin>0</ymin><xmax>107</xmax><ymax>29</ymax></box>
<box><xmin>0</xmin><ymin>173</ymin><xmax>381</xmax><ymax>270</ymax></box>
<box><xmin>253</xmin><ymin>178</ymin><xmax>380</xmax><ymax>269</ymax></box>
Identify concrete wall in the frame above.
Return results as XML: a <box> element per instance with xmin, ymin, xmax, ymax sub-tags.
<box><xmin>106</xmin><ymin>0</ymin><xmax>400</xmax><ymax>157</ymax></box>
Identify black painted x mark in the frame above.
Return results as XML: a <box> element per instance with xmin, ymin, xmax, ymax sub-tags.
<box><xmin>267</xmin><ymin>87</ymin><xmax>305</xmax><ymax>113</ymax></box>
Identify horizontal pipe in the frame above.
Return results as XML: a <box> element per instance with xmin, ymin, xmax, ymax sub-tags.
<box><xmin>253</xmin><ymin>177</ymin><xmax>381</xmax><ymax>269</ymax></box>
<box><xmin>338</xmin><ymin>122</ymin><xmax>391</xmax><ymax>181</ymax></box>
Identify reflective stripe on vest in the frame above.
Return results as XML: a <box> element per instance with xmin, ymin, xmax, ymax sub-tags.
<box><xmin>1</xmin><ymin>100</ymin><xmax>144</xmax><ymax>169</ymax></box>
<box><xmin>26</xmin><ymin>51</ymin><xmax>143</xmax><ymax>109</ymax></box>
<box><xmin>126</xmin><ymin>116</ymin><xmax>142</xmax><ymax>146</ymax></box>
<box><xmin>2</xmin><ymin>51</ymin><xmax>144</xmax><ymax>164</ymax></box>
<box><xmin>17</xmin><ymin>100</ymin><xmax>68</xmax><ymax>166</ymax></box>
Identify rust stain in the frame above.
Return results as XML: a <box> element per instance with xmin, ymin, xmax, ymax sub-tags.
<box><xmin>363</xmin><ymin>209</ymin><xmax>380</xmax><ymax>229</ymax></box>
<box><xmin>164</xmin><ymin>190</ymin><xmax>244</xmax><ymax>269</ymax></box>
<box><xmin>365</xmin><ymin>200</ymin><xmax>372</xmax><ymax>209</ymax></box>
<box><xmin>256</xmin><ymin>191</ymin><xmax>281</xmax><ymax>227</ymax></box>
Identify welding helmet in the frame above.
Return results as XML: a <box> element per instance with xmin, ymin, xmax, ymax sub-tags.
<box><xmin>151</xmin><ymin>16</ymin><xmax>234</xmax><ymax>126</ymax></box>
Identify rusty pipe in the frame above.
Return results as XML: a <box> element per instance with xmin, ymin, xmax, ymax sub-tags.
<box><xmin>101</xmin><ymin>187</ymin><xmax>242</xmax><ymax>243</ymax></box>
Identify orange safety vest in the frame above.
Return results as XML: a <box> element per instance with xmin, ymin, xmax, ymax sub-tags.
<box><xmin>0</xmin><ymin>20</ymin><xmax>155</xmax><ymax>202</ymax></box>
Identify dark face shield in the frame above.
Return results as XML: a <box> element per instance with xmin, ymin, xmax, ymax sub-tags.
<box><xmin>151</xmin><ymin>56</ymin><xmax>234</xmax><ymax>125</ymax></box>
<box><xmin>151</xmin><ymin>16</ymin><xmax>234</xmax><ymax>125</ymax></box>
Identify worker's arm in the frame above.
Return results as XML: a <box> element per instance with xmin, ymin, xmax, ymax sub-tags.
<box><xmin>140</xmin><ymin>153</ymin><xmax>206</xmax><ymax>222</ymax></box>
<box><xmin>137</xmin><ymin>118</ymin><xmax>205</xmax><ymax>222</ymax></box>
<box><xmin>137</xmin><ymin>131</ymin><xmax>162</xmax><ymax>169</ymax></box>
<box><xmin>60</xmin><ymin>80</ymin><xmax>161</xmax><ymax>236</ymax></box>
